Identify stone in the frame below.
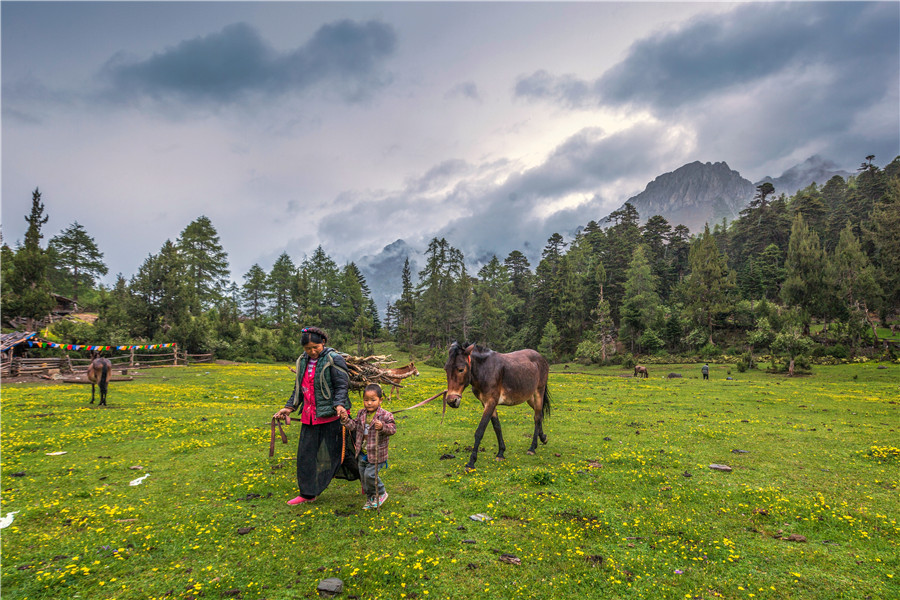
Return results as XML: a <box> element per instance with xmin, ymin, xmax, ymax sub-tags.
<box><xmin>317</xmin><ymin>578</ymin><xmax>344</xmax><ymax>597</ymax></box>
<box><xmin>731</xmin><ymin>449</ymin><xmax>749</xmax><ymax>454</ymax></box>
<box><xmin>784</xmin><ymin>534</ymin><xmax>807</xmax><ymax>543</ymax></box>
<box><xmin>469</xmin><ymin>513</ymin><xmax>492</xmax><ymax>522</ymax></box>
<box><xmin>499</xmin><ymin>553</ymin><xmax>521</xmax><ymax>565</ymax></box>
<box><xmin>709</xmin><ymin>464</ymin><xmax>733</xmax><ymax>472</ymax></box>
<box><xmin>667</xmin><ymin>373</ymin><xmax>682</xmax><ymax>379</ymax></box>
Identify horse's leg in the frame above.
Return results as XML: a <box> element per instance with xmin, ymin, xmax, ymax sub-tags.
<box><xmin>490</xmin><ymin>409</ymin><xmax>506</xmax><ymax>460</ymax></box>
<box><xmin>467</xmin><ymin>401</ymin><xmax>497</xmax><ymax>470</ymax></box>
<box><xmin>90</xmin><ymin>381</ymin><xmax>96</xmax><ymax>404</ymax></box>
<box><xmin>534</xmin><ymin>388</ymin><xmax>549</xmax><ymax>446</ymax></box>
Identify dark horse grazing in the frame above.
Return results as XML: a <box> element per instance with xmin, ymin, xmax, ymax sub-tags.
<box><xmin>634</xmin><ymin>365</ymin><xmax>649</xmax><ymax>378</ymax></box>
<box><xmin>87</xmin><ymin>352</ymin><xmax>112</xmax><ymax>406</ymax></box>
<box><xmin>444</xmin><ymin>342</ymin><xmax>550</xmax><ymax>470</ymax></box>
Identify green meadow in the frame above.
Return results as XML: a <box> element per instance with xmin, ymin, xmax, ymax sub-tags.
<box><xmin>1</xmin><ymin>360</ymin><xmax>898</xmax><ymax>600</ymax></box>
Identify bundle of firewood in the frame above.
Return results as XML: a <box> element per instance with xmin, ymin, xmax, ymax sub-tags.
<box><xmin>340</xmin><ymin>354</ymin><xmax>419</xmax><ymax>392</ymax></box>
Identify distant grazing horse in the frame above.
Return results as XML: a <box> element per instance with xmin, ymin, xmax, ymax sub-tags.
<box><xmin>87</xmin><ymin>352</ymin><xmax>112</xmax><ymax>406</ymax></box>
<box><xmin>444</xmin><ymin>342</ymin><xmax>550</xmax><ymax>470</ymax></box>
<box><xmin>634</xmin><ymin>365</ymin><xmax>649</xmax><ymax>378</ymax></box>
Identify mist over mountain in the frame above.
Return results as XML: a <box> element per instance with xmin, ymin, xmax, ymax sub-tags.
<box><xmin>357</xmin><ymin>239</ymin><xmax>422</xmax><ymax>323</ymax></box>
<box><xmin>359</xmin><ymin>156</ymin><xmax>852</xmax><ymax>316</ymax></box>
<box><xmin>601</xmin><ymin>161</ymin><xmax>754</xmax><ymax>233</ymax></box>
<box><xmin>754</xmin><ymin>155</ymin><xmax>852</xmax><ymax>198</ymax></box>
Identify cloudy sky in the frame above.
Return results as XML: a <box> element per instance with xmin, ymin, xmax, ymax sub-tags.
<box><xmin>3</xmin><ymin>1</ymin><xmax>898</xmax><ymax>284</ymax></box>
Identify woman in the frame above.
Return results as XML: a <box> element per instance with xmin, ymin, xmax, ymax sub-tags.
<box><xmin>273</xmin><ymin>326</ymin><xmax>356</xmax><ymax>504</ymax></box>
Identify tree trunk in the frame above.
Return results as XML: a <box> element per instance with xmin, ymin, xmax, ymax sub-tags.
<box><xmin>788</xmin><ymin>358</ymin><xmax>795</xmax><ymax>377</ymax></box>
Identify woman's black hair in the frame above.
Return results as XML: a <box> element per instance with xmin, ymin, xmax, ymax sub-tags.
<box><xmin>364</xmin><ymin>383</ymin><xmax>383</xmax><ymax>398</ymax></box>
<box><xmin>301</xmin><ymin>326</ymin><xmax>327</xmax><ymax>346</ymax></box>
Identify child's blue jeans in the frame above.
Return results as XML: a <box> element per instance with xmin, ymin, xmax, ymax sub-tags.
<box><xmin>357</xmin><ymin>454</ymin><xmax>387</xmax><ymax>498</ymax></box>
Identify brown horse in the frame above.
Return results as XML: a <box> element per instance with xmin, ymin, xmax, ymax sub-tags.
<box><xmin>444</xmin><ymin>342</ymin><xmax>550</xmax><ymax>470</ymax></box>
<box><xmin>87</xmin><ymin>352</ymin><xmax>112</xmax><ymax>406</ymax></box>
<box><xmin>634</xmin><ymin>365</ymin><xmax>649</xmax><ymax>378</ymax></box>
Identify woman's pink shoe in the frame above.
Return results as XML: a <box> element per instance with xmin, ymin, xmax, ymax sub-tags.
<box><xmin>287</xmin><ymin>496</ymin><xmax>315</xmax><ymax>505</ymax></box>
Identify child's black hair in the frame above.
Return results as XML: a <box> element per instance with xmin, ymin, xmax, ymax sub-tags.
<box><xmin>364</xmin><ymin>383</ymin><xmax>383</xmax><ymax>398</ymax></box>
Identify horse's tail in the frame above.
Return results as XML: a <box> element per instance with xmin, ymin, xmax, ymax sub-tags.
<box><xmin>99</xmin><ymin>363</ymin><xmax>110</xmax><ymax>393</ymax></box>
<box><xmin>541</xmin><ymin>385</ymin><xmax>551</xmax><ymax>419</ymax></box>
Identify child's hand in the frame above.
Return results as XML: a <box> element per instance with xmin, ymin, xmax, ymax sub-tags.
<box><xmin>372</xmin><ymin>419</ymin><xmax>383</xmax><ymax>431</ymax></box>
<box><xmin>340</xmin><ymin>415</ymin><xmax>350</xmax><ymax>425</ymax></box>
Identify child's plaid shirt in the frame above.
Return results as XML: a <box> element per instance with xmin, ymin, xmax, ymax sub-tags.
<box><xmin>343</xmin><ymin>407</ymin><xmax>396</xmax><ymax>465</ymax></box>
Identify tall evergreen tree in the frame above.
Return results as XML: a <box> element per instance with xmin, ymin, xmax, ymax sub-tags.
<box><xmin>832</xmin><ymin>223</ymin><xmax>882</xmax><ymax>341</ymax></box>
<box><xmin>128</xmin><ymin>240</ymin><xmax>189</xmax><ymax>340</ymax></box>
<box><xmin>176</xmin><ymin>216</ymin><xmax>230</xmax><ymax>312</ymax></box>
<box><xmin>267</xmin><ymin>253</ymin><xmax>298</xmax><ymax>326</ymax></box>
<box><xmin>4</xmin><ymin>188</ymin><xmax>55</xmax><ymax>327</ymax></box>
<box><xmin>301</xmin><ymin>246</ymin><xmax>341</xmax><ymax>327</ymax></box>
<box><xmin>416</xmin><ymin>238</ymin><xmax>457</xmax><ymax>347</ymax></box>
<box><xmin>503</xmin><ymin>250</ymin><xmax>532</xmax><ymax>341</ymax></box>
<box><xmin>681</xmin><ymin>225</ymin><xmax>736</xmax><ymax>345</ymax></box>
<box><xmin>870</xmin><ymin>175</ymin><xmax>900</xmax><ymax>316</ymax></box>
<box><xmin>395</xmin><ymin>258</ymin><xmax>417</xmax><ymax>350</ymax></box>
<box><xmin>47</xmin><ymin>221</ymin><xmax>108</xmax><ymax>302</ymax></box>
<box><xmin>530</xmin><ymin>233</ymin><xmax>567</xmax><ymax>348</ymax></box>
<box><xmin>471</xmin><ymin>256</ymin><xmax>514</xmax><ymax>350</ymax></box>
<box><xmin>242</xmin><ymin>264</ymin><xmax>268</xmax><ymax>320</ymax></box>
<box><xmin>618</xmin><ymin>245</ymin><xmax>661</xmax><ymax>352</ymax></box>
<box><xmin>781</xmin><ymin>213</ymin><xmax>828</xmax><ymax>333</ymax></box>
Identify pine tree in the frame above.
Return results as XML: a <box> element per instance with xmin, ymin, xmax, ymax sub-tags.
<box><xmin>618</xmin><ymin>245</ymin><xmax>661</xmax><ymax>353</ymax></box>
<box><xmin>242</xmin><ymin>264</ymin><xmax>268</xmax><ymax>321</ymax></box>
<box><xmin>471</xmin><ymin>256</ymin><xmax>514</xmax><ymax>350</ymax></box>
<box><xmin>128</xmin><ymin>240</ymin><xmax>189</xmax><ymax>340</ymax></box>
<box><xmin>302</xmin><ymin>246</ymin><xmax>341</xmax><ymax>328</ymax></box>
<box><xmin>781</xmin><ymin>213</ymin><xmax>828</xmax><ymax>333</ymax></box>
<box><xmin>503</xmin><ymin>250</ymin><xmax>532</xmax><ymax>341</ymax></box>
<box><xmin>395</xmin><ymin>258</ymin><xmax>416</xmax><ymax>350</ymax></box>
<box><xmin>4</xmin><ymin>188</ymin><xmax>55</xmax><ymax>328</ymax></box>
<box><xmin>870</xmin><ymin>175</ymin><xmax>900</xmax><ymax>316</ymax></box>
<box><xmin>267</xmin><ymin>253</ymin><xmax>298</xmax><ymax>327</ymax></box>
<box><xmin>47</xmin><ymin>222</ymin><xmax>108</xmax><ymax>302</ymax></box>
<box><xmin>681</xmin><ymin>225</ymin><xmax>736</xmax><ymax>345</ymax></box>
<box><xmin>530</xmin><ymin>233</ymin><xmax>567</xmax><ymax>348</ymax></box>
<box><xmin>832</xmin><ymin>223</ymin><xmax>882</xmax><ymax>342</ymax></box>
<box><xmin>176</xmin><ymin>216</ymin><xmax>230</xmax><ymax>312</ymax></box>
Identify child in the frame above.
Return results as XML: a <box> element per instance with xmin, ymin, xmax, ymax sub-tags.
<box><xmin>341</xmin><ymin>383</ymin><xmax>397</xmax><ymax>510</ymax></box>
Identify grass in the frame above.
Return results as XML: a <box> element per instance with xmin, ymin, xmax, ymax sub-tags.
<box><xmin>1</xmin><ymin>359</ymin><xmax>898</xmax><ymax>600</ymax></box>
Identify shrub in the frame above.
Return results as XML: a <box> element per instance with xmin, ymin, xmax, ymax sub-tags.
<box><xmin>828</xmin><ymin>344</ymin><xmax>849</xmax><ymax>359</ymax></box>
<box><xmin>575</xmin><ymin>340</ymin><xmax>603</xmax><ymax>364</ymax></box>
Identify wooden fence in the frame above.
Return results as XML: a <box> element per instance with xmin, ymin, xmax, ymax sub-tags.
<box><xmin>2</xmin><ymin>349</ymin><xmax>214</xmax><ymax>378</ymax></box>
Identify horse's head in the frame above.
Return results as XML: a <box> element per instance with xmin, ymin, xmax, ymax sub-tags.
<box><xmin>444</xmin><ymin>341</ymin><xmax>474</xmax><ymax>409</ymax></box>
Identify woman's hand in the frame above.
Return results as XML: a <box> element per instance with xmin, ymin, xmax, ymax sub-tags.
<box><xmin>335</xmin><ymin>405</ymin><xmax>348</xmax><ymax>420</ymax></box>
<box><xmin>273</xmin><ymin>408</ymin><xmax>292</xmax><ymax>421</ymax></box>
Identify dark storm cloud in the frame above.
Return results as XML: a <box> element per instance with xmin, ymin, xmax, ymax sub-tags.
<box><xmin>102</xmin><ymin>20</ymin><xmax>396</xmax><ymax>104</ymax></box>
<box><xmin>516</xmin><ymin>2</ymin><xmax>899</xmax><ymax>111</ymax></box>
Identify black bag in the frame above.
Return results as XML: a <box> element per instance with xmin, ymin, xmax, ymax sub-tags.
<box><xmin>332</xmin><ymin>426</ymin><xmax>360</xmax><ymax>481</ymax></box>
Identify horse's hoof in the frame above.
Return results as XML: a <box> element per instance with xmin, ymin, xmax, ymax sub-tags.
<box><xmin>495</xmin><ymin>456</ymin><xmax>505</xmax><ymax>461</ymax></box>
<box><xmin>465</xmin><ymin>464</ymin><xmax>476</xmax><ymax>472</ymax></box>
<box><xmin>527</xmin><ymin>450</ymin><xmax>536</xmax><ymax>456</ymax></box>
<box><xmin>540</xmin><ymin>436</ymin><xmax>548</xmax><ymax>445</ymax></box>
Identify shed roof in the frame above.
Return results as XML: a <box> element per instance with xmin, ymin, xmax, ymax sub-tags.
<box><xmin>1</xmin><ymin>331</ymin><xmax>38</xmax><ymax>352</ymax></box>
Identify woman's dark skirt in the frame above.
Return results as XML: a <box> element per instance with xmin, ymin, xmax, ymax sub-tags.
<box><xmin>296</xmin><ymin>419</ymin><xmax>359</xmax><ymax>498</ymax></box>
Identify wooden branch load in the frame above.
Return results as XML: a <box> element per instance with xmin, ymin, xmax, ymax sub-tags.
<box><xmin>340</xmin><ymin>354</ymin><xmax>420</xmax><ymax>392</ymax></box>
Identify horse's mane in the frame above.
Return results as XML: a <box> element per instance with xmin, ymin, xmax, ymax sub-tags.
<box><xmin>448</xmin><ymin>341</ymin><xmax>493</xmax><ymax>362</ymax></box>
